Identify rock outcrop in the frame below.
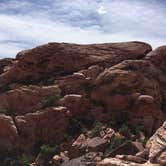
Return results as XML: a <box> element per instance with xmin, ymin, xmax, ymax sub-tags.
<box><xmin>0</xmin><ymin>41</ymin><xmax>166</xmax><ymax>166</ymax></box>
<box><xmin>98</xmin><ymin>121</ymin><xmax>166</xmax><ymax>166</ymax></box>
<box><xmin>0</xmin><ymin>42</ymin><xmax>151</xmax><ymax>87</ymax></box>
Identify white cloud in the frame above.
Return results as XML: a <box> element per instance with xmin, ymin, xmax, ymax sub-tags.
<box><xmin>97</xmin><ymin>5</ymin><xmax>107</xmax><ymax>15</ymax></box>
<box><xmin>0</xmin><ymin>0</ymin><xmax>166</xmax><ymax>58</ymax></box>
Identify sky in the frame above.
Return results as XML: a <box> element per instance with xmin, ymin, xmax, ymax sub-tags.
<box><xmin>0</xmin><ymin>0</ymin><xmax>166</xmax><ymax>58</ymax></box>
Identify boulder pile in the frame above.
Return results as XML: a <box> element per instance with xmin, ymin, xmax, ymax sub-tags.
<box><xmin>0</xmin><ymin>41</ymin><xmax>165</xmax><ymax>165</ymax></box>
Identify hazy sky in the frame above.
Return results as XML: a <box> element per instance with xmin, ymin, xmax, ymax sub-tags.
<box><xmin>0</xmin><ymin>0</ymin><xmax>166</xmax><ymax>58</ymax></box>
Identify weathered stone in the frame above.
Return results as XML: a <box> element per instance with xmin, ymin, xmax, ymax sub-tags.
<box><xmin>87</xmin><ymin>137</ymin><xmax>108</xmax><ymax>152</ymax></box>
<box><xmin>0</xmin><ymin>114</ymin><xmax>19</xmax><ymax>152</ymax></box>
<box><xmin>0</xmin><ymin>42</ymin><xmax>152</xmax><ymax>87</ymax></box>
<box><xmin>59</xmin><ymin>94</ymin><xmax>91</xmax><ymax>117</ymax></box>
<box><xmin>0</xmin><ymin>85</ymin><xmax>61</xmax><ymax>115</ymax></box>
<box><xmin>15</xmin><ymin>107</ymin><xmax>70</xmax><ymax>151</ymax></box>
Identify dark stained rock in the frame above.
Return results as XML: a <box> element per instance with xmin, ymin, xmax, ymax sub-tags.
<box><xmin>0</xmin><ymin>58</ymin><xmax>14</xmax><ymax>74</ymax></box>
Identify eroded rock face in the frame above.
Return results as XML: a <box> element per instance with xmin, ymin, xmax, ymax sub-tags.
<box><xmin>0</xmin><ymin>85</ymin><xmax>61</xmax><ymax>115</ymax></box>
<box><xmin>15</xmin><ymin>107</ymin><xmax>70</xmax><ymax>152</ymax></box>
<box><xmin>0</xmin><ymin>42</ymin><xmax>151</xmax><ymax>87</ymax></box>
<box><xmin>59</xmin><ymin>94</ymin><xmax>91</xmax><ymax>117</ymax></box>
<box><xmin>146</xmin><ymin>121</ymin><xmax>166</xmax><ymax>165</ymax></box>
<box><xmin>0</xmin><ymin>58</ymin><xmax>14</xmax><ymax>74</ymax></box>
<box><xmin>145</xmin><ymin>46</ymin><xmax>166</xmax><ymax>72</ymax></box>
<box><xmin>0</xmin><ymin>114</ymin><xmax>19</xmax><ymax>152</ymax></box>
<box><xmin>91</xmin><ymin>59</ymin><xmax>166</xmax><ymax>134</ymax></box>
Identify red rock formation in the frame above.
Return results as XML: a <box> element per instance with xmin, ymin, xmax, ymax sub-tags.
<box><xmin>0</xmin><ymin>85</ymin><xmax>61</xmax><ymax>115</ymax></box>
<box><xmin>0</xmin><ymin>42</ymin><xmax>151</xmax><ymax>87</ymax></box>
<box><xmin>0</xmin><ymin>42</ymin><xmax>166</xmax><ymax>166</ymax></box>
<box><xmin>0</xmin><ymin>114</ymin><xmax>19</xmax><ymax>152</ymax></box>
<box><xmin>15</xmin><ymin>107</ymin><xmax>70</xmax><ymax>152</ymax></box>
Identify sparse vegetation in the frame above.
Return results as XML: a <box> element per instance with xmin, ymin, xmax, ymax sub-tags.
<box><xmin>64</xmin><ymin>133</ymin><xmax>72</xmax><ymax>142</ymax></box>
<box><xmin>135</xmin><ymin>123</ymin><xmax>145</xmax><ymax>134</ymax></box>
<box><xmin>118</xmin><ymin>123</ymin><xmax>131</xmax><ymax>136</ymax></box>
<box><xmin>1</xmin><ymin>154</ymin><xmax>30</xmax><ymax>166</ymax></box>
<box><xmin>18</xmin><ymin>154</ymin><xmax>30</xmax><ymax>166</ymax></box>
<box><xmin>40</xmin><ymin>144</ymin><xmax>57</xmax><ymax>159</ymax></box>
<box><xmin>91</xmin><ymin>121</ymin><xmax>103</xmax><ymax>137</ymax></box>
<box><xmin>104</xmin><ymin>135</ymin><xmax>125</xmax><ymax>156</ymax></box>
<box><xmin>41</xmin><ymin>95</ymin><xmax>59</xmax><ymax>108</ymax></box>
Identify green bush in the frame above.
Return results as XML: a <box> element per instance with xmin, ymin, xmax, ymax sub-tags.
<box><xmin>104</xmin><ymin>136</ymin><xmax>125</xmax><ymax>156</ymax></box>
<box><xmin>135</xmin><ymin>123</ymin><xmax>145</xmax><ymax>134</ymax></box>
<box><xmin>118</xmin><ymin>123</ymin><xmax>131</xmax><ymax>135</ymax></box>
<box><xmin>18</xmin><ymin>154</ymin><xmax>30</xmax><ymax>166</ymax></box>
<box><xmin>91</xmin><ymin>121</ymin><xmax>103</xmax><ymax>137</ymax></box>
<box><xmin>41</xmin><ymin>95</ymin><xmax>59</xmax><ymax>108</ymax></box>
<box><xmin>40</xmin><ymin>144</ymin><xmax>57</xmax><ymax>158</ymax></box>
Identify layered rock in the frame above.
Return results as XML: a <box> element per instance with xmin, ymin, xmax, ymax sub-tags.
<box><xmin>91</xmin><ymin>58</ymin><xmax>166</xmax><ymax>134</ymax></box>
<box><xmin>0</xmin><ymin>42</ymin><xmax>151</xmax><ymax>87</ymax></box>
<box><xmin>0</xmin><ymin>85</ymin><xmax>61</xmax><ymax>115</ymax></box>
<box><xmin>0</xmin><ymin>114</ymin><xmax>19</xmax><ymax>153</ymax></box>
<box><xmin>15</xmin><ymin>107</ymin><xmax>70</xmax><ymax>152</ymax></box>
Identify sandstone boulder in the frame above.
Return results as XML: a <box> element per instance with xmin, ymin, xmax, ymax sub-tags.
<box><xmin>0</xmin><ymin>85</ymin><xmax>61</xmax><ymax>115</ymax></box>
<box><xmin>15</xmin><ymin>107</ymin><xmax>70</xmax><ymax>152</ymax></box>
<box><xmin>92</xmin><ymin>59</ymin><xmax>165</xmax><ymax>131</ymax></box>
<box><xmin>0</xmin><ymin>114</ymin><xmax>19</xmax><ymax>152</ymax></box>
<box><xmin>59</xmin><ymin>94</ymin><xmax>91</xmax><ymax>117</ymax></box>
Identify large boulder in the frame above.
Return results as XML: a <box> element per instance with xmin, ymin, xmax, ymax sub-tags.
<box><xmin>0</xmin><ymin>42</ymin><xmax>151</xmax><ymax>87</ymax></box>
<box><xmin>145</xmin><ymin>46</ymin><xmax>166</xmax><ymax>72</ymax></box>
<box><xmin>59</xmin><ymin>94</ymin><xmax>91</xmax><ymax>117</ymax></box>
<box><xmin>91</xmin><ymin>59</ymin><xmax>166</xmax><ymax>132</ymax></box>
<box><xmin>15</xmin><ymin>107</ymin><xmax>70</xmax><ymax>152</ymax></box>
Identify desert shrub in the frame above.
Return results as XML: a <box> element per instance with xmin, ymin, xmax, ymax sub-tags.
<box><xmin>40</xmin><ymin>144</ymin><xmax>57</xmax><ymax>159</ymax></box>
<box><xmin>135</xmin><ymin>123</ymin><xmax>145</xmax><ymax>134</ymax></box>
<box><xmin>2</xmin><ymin>157</ymin><xmax>20</xmax><ymax>166</ymax></box>
<box><xmin>104</xmin><ymin>135</ymin><xmax>125</xmax><ymax>156</ymax></box>
<box><xmin>41</xmin><ymin>95</ymin><xmax>59</xmax><ymax>108</ymax></box>
<box><xmin>64</xmin><ymin>133</ymin><xmax>72</xmax><ymax>142</ymax></box>
<box><xmin>118</xmin><ymin>123</ymin><xmax>131</xmax><ymax>136</ymax></box>
<box><xmin>18</xmin><ymin>154</ymin><xmax>30</xmax><ymax>166</ymax></box>
<box><xmin>91</xmin><ymin>121</ymin><xmax>103</xmax><ymax>137</ymax></box>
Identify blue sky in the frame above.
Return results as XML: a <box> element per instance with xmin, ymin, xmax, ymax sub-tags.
<box><xmin>0</xmin><ymin>0</ymin><xmax>166</xmax><ymax>58</ymax></box>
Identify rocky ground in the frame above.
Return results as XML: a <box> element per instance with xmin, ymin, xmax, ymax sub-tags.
<box><xmin>0</xmin><ymin>41</ymin><xmax>165</xmax><ymax>166</ymax></box>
